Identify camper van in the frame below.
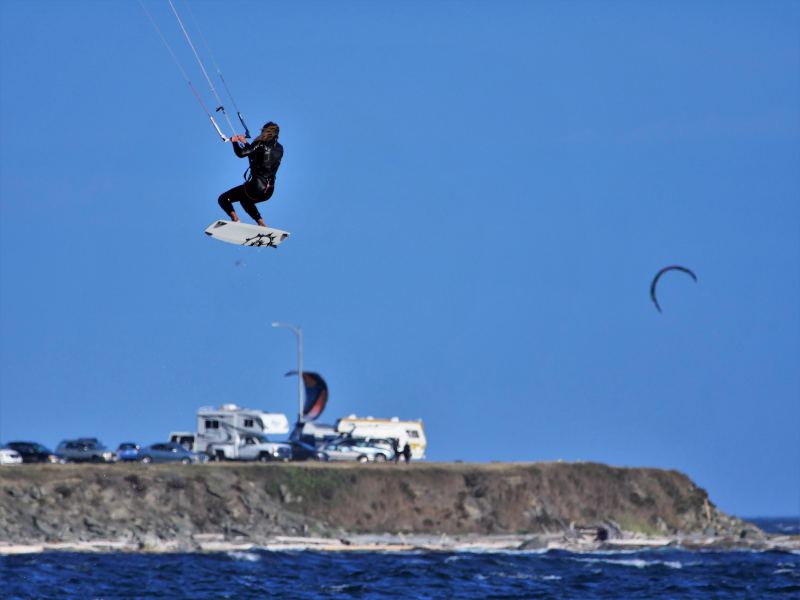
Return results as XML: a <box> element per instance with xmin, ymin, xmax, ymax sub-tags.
<box><xmin>336</xmin><ymin>415</ymin><xmax>427</xmax><ymax>460</ymax></box>
<box><xmin>170</xmin><ymin>404</ymin><xmax>290</xmax><ymax>456</ymax></box>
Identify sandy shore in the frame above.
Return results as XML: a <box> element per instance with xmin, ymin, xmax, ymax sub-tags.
<box><xmin>2</xmin><ymin>532</ymin><xmax>798</xmax><ymax>555</ymax></box>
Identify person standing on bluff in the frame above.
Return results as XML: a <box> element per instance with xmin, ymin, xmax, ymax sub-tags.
<box><xmin>392</xmin><ymin>439</ymin><xmax>400</xmax><ymax>464</ymax></box>
<box><xmin>218</xmin><ymin>122</ymin><xmax>283</xmax><ymax>227</ymax></box>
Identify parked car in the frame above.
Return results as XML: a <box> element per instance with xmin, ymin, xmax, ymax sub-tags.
<box><xmin>5</xmin><ymin>441</ymin><xmax>58</xmax><ymax>464</ymax></box>
<box><xmin>55</xmin><ymin>439</ymin><xmax>115</xmax><ymax>463</ymax></box>
<box><xmin>316</xmin><ymin>439</ymin><xmax>394</xmax><ymax>463</ymax></box>
<box><xmin>289</xmin><ymin>440</ymin><xmax>322</xmax><ymax>461</ymax></box>
<box><xmin>138</xmin><ymin>442</ymin><xmax>203</xmax><ymax>464</ymax></box>
<box><xmin>0</xmin><ymin>448</ymin><xmax>23</xmax><ymax>465</ymax></box>
<box><xmin>352</xmin><ymin>437</ymin><xmax>396</xmax><ymax>454</ymax></box>
<box><xmin>116</xmin><ymin>443</ymin><xmax>141</xmax><ymax>462</ymax></box>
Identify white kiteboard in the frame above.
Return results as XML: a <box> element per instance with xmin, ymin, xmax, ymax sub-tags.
<box><xmin>204</xmin><ymin>220</ymin><xmax>290</xmax><ymax>248</ymax></box>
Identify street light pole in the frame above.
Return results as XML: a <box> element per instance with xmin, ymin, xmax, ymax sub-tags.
<box><xmin>271</xmin><ymin>322</ymin><xmax>303</xmax><ymax>423</ymax></box>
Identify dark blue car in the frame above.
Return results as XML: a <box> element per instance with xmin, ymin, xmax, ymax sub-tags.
<box><xmin>5</xmin><ymin>441</ymin><xmax>58</xmax><ymax>464</ymax></box>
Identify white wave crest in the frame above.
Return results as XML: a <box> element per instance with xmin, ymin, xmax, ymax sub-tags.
<box><xmin>493</xmin><ymin>571</ymin><xmax>563</xmax><ymax>581</ymax></box>
<box><xmin>226</xmin><ymin>551</ymin><xmax>261</xmax><ymax>562</ymax></box>
<box><xmin>575</xmin><ymin>557</ymin><xmax>682</xmax><ymax>569</ymax></box>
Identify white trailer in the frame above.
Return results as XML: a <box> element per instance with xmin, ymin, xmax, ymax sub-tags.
<box><xmin>336</xmin><ymin>415</ymin><xmax>427</xmax><ymax>460</ymax></box>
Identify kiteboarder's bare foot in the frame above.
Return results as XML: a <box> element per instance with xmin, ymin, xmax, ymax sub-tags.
<box><xmin>230</xmin><ymin>211</ymin><xmax>240</xmax><ymax>223</ymax></box>
<box><xmin>257</xmin><ymin>219</ymin><xmax>266</xmax><ymax>227</ymax></box>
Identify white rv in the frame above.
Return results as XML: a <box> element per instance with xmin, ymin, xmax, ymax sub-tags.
<box><xmin>170</xmin><ymin>404</ymin><xmax>290</xmax><ymax>456</ymax></box>
<box><xmin>336</xmin><ymin>415</ymin><xmax>427</xmax><ymax>460</ymax></box>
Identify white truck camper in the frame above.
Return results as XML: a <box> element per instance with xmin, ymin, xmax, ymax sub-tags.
<box><xmin>336</xmin><ymin>415</ymin><xmax>427</xmax><ymax>460</ymax></box>
<box><xmin>170</xmin><ymin>404</ymin><xmax>290</xmax><ymax>460</ymax></box>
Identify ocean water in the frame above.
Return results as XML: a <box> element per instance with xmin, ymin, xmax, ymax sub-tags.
<box><xmin>2</xmin><ymin>546</ymin><xmax>798</xmax><ymax>599</ymax></box>
<box><xmin>2</xmin><ymin>519</ymin><xmax>798</xmax><ymax>599</ymax></box>
<box><xmin>753</xmin><ymin>516</ymin><xmax>800</xmax><ymax>536</ymax></box>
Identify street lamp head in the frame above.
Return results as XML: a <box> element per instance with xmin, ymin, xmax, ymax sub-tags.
<box><xmin>272</xmin><ymin>321</ymin><xmax>301</xmax><ymax>334</ymax></box>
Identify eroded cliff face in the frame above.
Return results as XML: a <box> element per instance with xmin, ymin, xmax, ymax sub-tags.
<box><xmin>0</xmin><ymin>462</ymin><xmax>754</xmax><ymax>546</ymax></box>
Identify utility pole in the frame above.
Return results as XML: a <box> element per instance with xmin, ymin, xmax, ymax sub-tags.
<box><xmin>271</xmin><ymin>322</ymin><xmax>303</xmax><ymax>423</ymax></box>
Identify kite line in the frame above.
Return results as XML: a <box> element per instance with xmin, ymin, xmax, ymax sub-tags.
<box><xmin>138</xmin><ymin>0</ymin><xmax>251</xmax><ymax>142</ymax></box>
<box><xmin>185</xmin><ymin>1</ymin><xmax>252</xmax><ymax>138</ymax></box>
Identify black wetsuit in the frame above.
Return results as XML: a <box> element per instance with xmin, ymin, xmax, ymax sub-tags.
<box><xmin>218</xmin><ymin>137</ymin><xmax>283</xmax><ymax>222</ymax></box>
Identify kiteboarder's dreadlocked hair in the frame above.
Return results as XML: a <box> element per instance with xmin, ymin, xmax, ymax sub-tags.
<box><xmin>255</xmin><ymin>122</ymin><xmax>279</xmax><ymax>144</ymax></box>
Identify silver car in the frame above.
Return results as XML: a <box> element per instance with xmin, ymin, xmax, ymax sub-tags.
<box><xmin>317</xmin><ymin>440</ymin><xmax>394</xmax><ymax>463</ymax></box>
<box><xmin>55</xmin><ymin>438</ymin><xmax>115</xmax><ymax>463</ymax></box>
<box><xmin>138</xmin><ymin>442</ymin><xmax>203</xmax><ymax>464</ymax></box>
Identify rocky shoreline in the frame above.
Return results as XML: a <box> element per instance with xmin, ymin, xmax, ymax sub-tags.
<box><xmin>1</xmin><ymin>461</ymin><xmax>794</xmax><ymax>554</ymax></box>
<box><xmin>2</xmin><ymin>530</ymin><xmax>798</xmax><ymax>556</ymax></box>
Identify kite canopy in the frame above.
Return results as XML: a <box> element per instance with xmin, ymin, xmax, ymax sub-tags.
<box><xmin>285</xmin><ymin>371</ymin><xmax>328</xmax><ymax>421</ymax></box>
<box><xmin>650</xmin><ymin>265</ymin><xmax>698</xmax><ymax>312</ymax></box>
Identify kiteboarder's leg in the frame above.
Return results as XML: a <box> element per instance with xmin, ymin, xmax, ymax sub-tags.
<box><xmin>218</xmin><ymin>184</ymin><xmax>248</xmax><ymax>222</ymax></box>
<box><xmin>239</xmin><ymin>196</ymin><xmax>265</xmax><ymax>226</ymax></box>
<box><xmin>241</xmin><ymin>181</ymin><xmax>275</xmax><ymax>227</ymax></box>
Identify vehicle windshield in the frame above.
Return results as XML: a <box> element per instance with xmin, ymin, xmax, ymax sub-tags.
<box><xmin>119</xmin><ymin>443</ymin><xmax>137</xmax><ymax>450</ymax></box>
<box><xmin>77</xmin><ymin>439</ymin><xmax>102</xmax><ymax>447</ymax></box>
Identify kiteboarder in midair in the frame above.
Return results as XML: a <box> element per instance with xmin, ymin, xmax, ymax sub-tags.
<box><xmin>218</xmin><ymin>122</ymin><xmax>283</xmax><ymax>227</ymax></box>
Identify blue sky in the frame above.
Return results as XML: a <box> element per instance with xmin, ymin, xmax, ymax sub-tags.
<box><xmin>1</xmin><ymin>1</ymin><xmax>798</xmax><ymax>517</ymax></box>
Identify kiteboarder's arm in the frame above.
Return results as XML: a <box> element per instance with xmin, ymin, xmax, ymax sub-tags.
<box><xmin>230</xmin><ymin>135</ymin><xmax>250</xmax><ymax>158</ymax></box>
